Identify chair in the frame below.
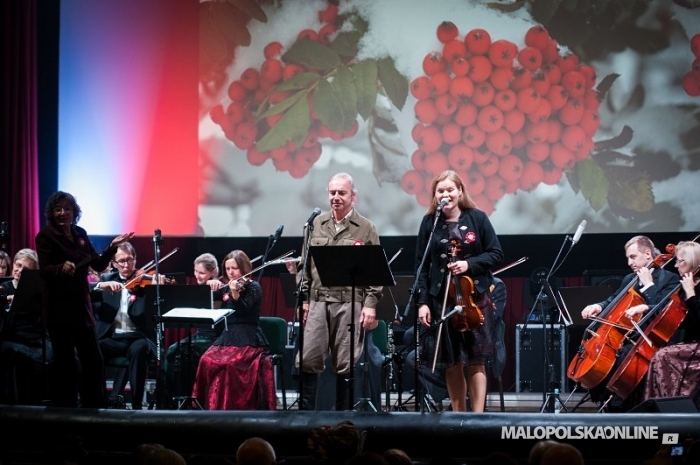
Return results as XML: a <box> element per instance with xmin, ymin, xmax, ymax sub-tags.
<box><xmin>105</xmin><ymin>356</ymin><xmax>157</xmax><ymax>409</ymax></box>
<box><xmin>259</xmin><ymin>316</ymin><xmax>288</xmax><ymax>409</ymax></box>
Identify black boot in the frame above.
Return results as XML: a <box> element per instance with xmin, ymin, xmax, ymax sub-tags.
<box><xmin>299</xmin><ymin>372</ymin><xmax>317</xmax><ymax>411</ymax></box>
<box><xmin>336</xmin><ymin>374</ymin><xmax>350</xmax><ymax>411</ymax></box>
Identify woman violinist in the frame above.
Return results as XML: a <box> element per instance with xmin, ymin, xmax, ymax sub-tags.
<box><xmin>192</xmin><ymin>250</ymin><xmax>276</xmax><ymax>410</ymax></box>
<box><xmin>415</xmin><ymin>170</ymin><xmax>503</xmax><ymax>412</ymax></box>
<box><xmin>643</xmin><ymin>241</ymin><xmax>700</xmax><ymax>408</ymax></box>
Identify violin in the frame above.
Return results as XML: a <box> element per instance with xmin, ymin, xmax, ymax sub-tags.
<box><xmin>430</xmin><ymin>239</ymin><xmax>484</xmax><ymax>372</ymax></box>
<box><xmin>123</xmin><ymin>271</ymin><xmax>175</xmax><ymax>290</ymax></box>
<box><xmin>123</xmin><ymin>247</ymin><xmax>179</xmax><ymax>291</ymax></box>
<box><xmin>446</xmin><ymin>239</ymin><xmax>484</xmax><ymax>332</ymax></box>
<box><xmin>219</xmin><ymin>250</ymin><xmax>295</xmax><ymax>294</ymax></box>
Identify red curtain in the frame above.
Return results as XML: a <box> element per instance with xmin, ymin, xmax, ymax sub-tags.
<box><xmin>1</xmin><ymin>0</ymin><xmax>41</xmax><ymax>257</ymax></box>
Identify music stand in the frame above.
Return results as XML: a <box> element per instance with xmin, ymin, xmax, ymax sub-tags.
<box><xmin>161</xmin><ymin>307</ymin><xmax>232</xmax><ymax>409</ymax></box>
<box><xmin>145</xmin><ymin>285</ymin><xmax>213</xmax><ymax>409</ymax></box>
<box><xmin>310</xmin><ymin>245</ymin><xmax>395</xmax><ymax>410</ymax></box>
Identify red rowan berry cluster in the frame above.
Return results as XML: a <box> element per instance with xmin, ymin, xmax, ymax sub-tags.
<box><xmin>401</xmin><ymin>22</ymin><xmax>600</xmax><ymax>214</ymax></box>
<box><xmin>208</xmin><ymin>3</ymin><xmax>360</xmax><ymax>179</ymax></box>
<box><xmin>682</xmin><ymin>33</ymin><xmax>700</xmax><ymax>97</ymax></box>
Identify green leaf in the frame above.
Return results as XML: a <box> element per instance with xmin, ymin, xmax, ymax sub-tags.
<box><xmin>283</xmin><ymin>38</ymin><xmax>341</xmax><ymax>71</ymax></box>
<box><xmin>377</xmin><ymin>57</ymin><xmax>408</xmax><ymax>111</ymax></box>
<box><xmin>256</xmin><ymin>97</ymin><xmax>311</xmax><ymax>151</ymax></box>
<box><xmin>312</xmin><ymin>66</ymin><xmax>358</xmax><ymax>132</ymax></box>
<box><xmin>271</xmin><ymin>73</ymin><xmax>321</xmax><ymax>92</ymax></box>
<box><xmin>331</xmin><ymin>31</ymin><xmax>362</xmax><ymax>57</ymax></box>
<box><xmin>576</xmin><ymin>159</ymin><xmax>609</xmax><ymax>211</ymax></box>
<box><xmin>227</xmin><ymin>0</ymin><xmax>267</xmax><ymax>23</ymax></box>
<box><xmin>607</xmin><ymin>166</ymin><xmax>654</xmax><ymax>217</ymax></box>
<box><xmin>208</xmin><ymin>2</ymin><xmax>251</xmax><ymax>47</ymax></box>
<box><xmin>351</xmin><ymin>61</ymin><xmax>378</xmax><ymax>121</ymax></box>
<box><xmin>256</xmin><ymin>89</ymin><xmax>306</xmax><ymax>120</ymax></box>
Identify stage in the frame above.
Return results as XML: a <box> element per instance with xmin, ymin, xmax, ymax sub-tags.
<box><xmin>1</xmin><ymin>399</ymin><xmax>698</xmax><ymax>465</ymax></box>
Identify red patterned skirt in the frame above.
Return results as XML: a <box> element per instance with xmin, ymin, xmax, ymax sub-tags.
<box><xmin>192</xmin><ymin>345</ymin><xmax>276</xmax><ymax>410</ymax></box>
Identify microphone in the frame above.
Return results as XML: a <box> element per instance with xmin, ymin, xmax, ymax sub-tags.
<box><xmin>305</xmin><ymin>207</ymin><xmax>322</xmax><ymax>227</ymax></box>
<box><xmin>571</xmin><ymin>220</ymin><xmax>587</xmax><ymax>245</ymax></box>
<box><xmin>437</xmin><ymin>198</ymin><xmax>449</xmax><ymax>211</ymax></box>
<box><xmin>271</xmin><ymin>224</ymin><xmax>284</xmax><ymax>246</ymax></box>
<box><xmin>434</xmin><ymin>306</ymin><xmax>462</xmax><ymax>326</ymax></box>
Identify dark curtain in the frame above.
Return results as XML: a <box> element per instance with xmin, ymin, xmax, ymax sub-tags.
<box><xmin>1</xmin><ymin>0</ymin><xmax>41</xmax><ymax>257</ymax></box>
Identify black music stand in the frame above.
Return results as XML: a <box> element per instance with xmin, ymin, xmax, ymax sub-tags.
<box><xmin>161</xmin><ymin>307</ymin><xmax>232</xmax><ymax>410</ymax></box>
<box><xmin>310</xmin><ymin>245</ymin><xmax>395</xmax><ymax>410</ymax></box>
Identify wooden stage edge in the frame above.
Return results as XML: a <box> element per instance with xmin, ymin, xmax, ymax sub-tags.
<box><xmin>1</xmin><ymin>405</ymin><xmax>699</xmax><ymax>464</ymax></box>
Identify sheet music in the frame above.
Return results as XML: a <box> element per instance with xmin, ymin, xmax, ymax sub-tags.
<box><xmin>161</xmin><ymin>307</ymin><xmax>233</xmax><ymax>327</ymax></box>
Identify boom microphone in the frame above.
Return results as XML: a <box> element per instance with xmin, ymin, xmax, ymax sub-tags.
<box><xmin>305</xmin><ymin>208</ymin><xmax>322</xmax><ymax>227</ymax></box>
<box><xmin>572</xmin><ymin>220</ymin><xmax>587</xmax><ymax>245</ymax></box>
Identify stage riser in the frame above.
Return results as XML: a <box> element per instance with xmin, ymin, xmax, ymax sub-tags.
<box><xmin>1</xmin><ymin>407</ymin><xmax>698</xmax><ymax>464</ymax></box>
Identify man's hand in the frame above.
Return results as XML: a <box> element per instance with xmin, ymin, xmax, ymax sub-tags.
<box><xmin>360</xmin><ymin>307</ymin><xmax>378</xmax><ymax>330</ymax></box>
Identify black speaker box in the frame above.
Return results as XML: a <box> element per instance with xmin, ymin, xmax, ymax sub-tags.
<box><xmin>629</xmin><ymin>396</ymin><xmax>697</xmax><ymax>413</ymax></box>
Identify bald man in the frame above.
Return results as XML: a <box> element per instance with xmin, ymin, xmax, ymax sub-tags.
<box><xmin>236</xmin><ymin>437</ymin><xmax>276</xmax><ymax>465</ymax></box>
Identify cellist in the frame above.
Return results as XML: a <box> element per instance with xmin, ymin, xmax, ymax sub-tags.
<box><xmin>415</xmin><ymin>170</ymin><xmax>503</xmax><ymax>412</ymax></box>
<box><xmin>643</xmin><ymin>241</ymin><xmax>700</xmax><ymax>408</ymax></box>
<box><xmin>580</xmin><ymin>235</ymin><xmax>679</xmax><ymax>411</ymax></box>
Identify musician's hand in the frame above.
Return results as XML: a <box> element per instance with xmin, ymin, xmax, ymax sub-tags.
<box><xmin>100</xmin><ymin>281</ymin><xmax>124</xmax><ymax>293</ymax></box>
<box><xmin>418</xmin><ymin>304</ymin><xmax>431</xmax><ymax>327</ymax></box>
<box><xmin>360</xmin><ymin>307</ymin><xmax>378</xmax><ymax>331</ymax></box>
<box><xmin>581</xmin><ymin>304</ymin><xmax>602</xmax><ymax>319</ymax></box>
<box><xmin>636</xmin><ymin>266</ymin><xmax>653</xmax><ymax>287</ymax></box>
<box><xmin>207</xmin><ymin>279</ymin><xmax>224</xmax><ymax>291</ymax></box>
<box><xmin>61</xmin><ymin>261</ymin><xmax>76</xmax><ymax>276</ymax></box>
<box><xmin>681</xmin><ymin>273</ymin><xmax>696</xmax><ymax>299</ymax></box>
<box><xmin>447</xmin><ymin>260</ymin><xmax>469</xmax><ymax>275</ymax></box>
<box><xmin>6</xmin><ymin>295</ymin><xmax>14</xmax><ymax>305</ymax></box>
<box><xmin>625</xmin><ymin>304</ymin><xmax>648</xmax><ymax>318</ymax></box>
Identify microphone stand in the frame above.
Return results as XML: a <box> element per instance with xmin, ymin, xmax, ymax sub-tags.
<box><xmin>294</xmin><ymin>222</ymin><xmax>315</xmax><ymax>409</ymax></box>
<box><xmin>529</xmin><ymin>234</ymin><xmax>577</xmax><ymax>413</ymax></box>
<box><xmin>152</xmin><ymin>229</ymin><xmax>165</xmax><ymax>410</ymax></box>
<box><xmin>257</xmin><ymin>225</ymin><xmax>282</xmax><ymax>283</ymax></box>
<box><xmin>401</xmin><ymin>206</ymin><xmax>443</xmax><ymax>412</ymax></box>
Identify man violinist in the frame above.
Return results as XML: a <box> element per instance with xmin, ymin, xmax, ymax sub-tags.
<box><xmin>581</xmin><ymin>235</ymin><xmax>680</xmax><ymax>411</ymax></box>
<box><xmin>91</xmin><ymin>242</ymin><xmax>161</xmax><ymax>409</ymax></box>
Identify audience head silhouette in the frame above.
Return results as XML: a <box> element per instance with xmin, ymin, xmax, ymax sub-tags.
<box><xmin>236</xmin><ymin>437</ymin><xmax>276</xmax><ymax>465</ymax></box>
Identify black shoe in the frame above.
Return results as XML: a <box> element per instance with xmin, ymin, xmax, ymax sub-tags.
<box><xmin>106</xmin><ymin>395</ymin><xmax>126</xmax><ymax>409</ymax></box>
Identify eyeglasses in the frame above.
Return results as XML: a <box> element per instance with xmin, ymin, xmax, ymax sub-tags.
<box><xmin>52</xmin><ymin>206</ymin><xmax>72</xmax><ymax>214</ymax></box>
<box><xmin>676</xmin><ymin>257</ymin><xmax>686</xmax><ymax>264</ymax></box>
<box><xmin>113</xmin><ymin>258</ymin><xmax>135</xmax><ymax>266</ymax></box>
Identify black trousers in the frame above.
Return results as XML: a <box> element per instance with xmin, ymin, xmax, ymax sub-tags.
<box><xmin>48</xmin><ymin>325</ymin><xmax>104</xmax><ymax>408</ymax></box>
<box><xmin>100</xmin><ymin>335</ymin><xmax>156</xmax><ymax>409</ymax></box>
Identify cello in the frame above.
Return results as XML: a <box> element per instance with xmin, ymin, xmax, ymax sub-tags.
<box><xmin>607</xmin><ymin>245</ymin><xmax>699</xmax><ymax>399</ymax></box>
<box><xmin>566</xmin><ymin>251</ymin><xmax>674</xmax><ymax>390</ymax></box>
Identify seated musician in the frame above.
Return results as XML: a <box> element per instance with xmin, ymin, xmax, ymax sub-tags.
<box><xmin>643</xmin><ymin>241</ymin><xmax>700</xmax><ymax>409</ymax></box>
<box><xmin>191</xmin><ymin>250</ymin><xmax>275</xmax><ymax>410</ymax></box>
<box><xmin>164</xmin><ymin>253</ymin><xmax>224</xmax><ymax>401</ymax></box>
<box><xmin>580</xmin><ymin>235</ymin><xmax>680</xmax><ymax>411</ymax></box>
<box><xmin>0</xmin><ymin>250</ymin><xmax>10</xmax><ymax>277</ymax></box>
<box><xmin>90</xmin><ymin>242</ymin><xmax>161</xmax><ymax>410</ymax></box>
<box><xmin>0</xmin><ymin>248</ymin><xmax>52</xmax><ymax>404</ymax></box>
